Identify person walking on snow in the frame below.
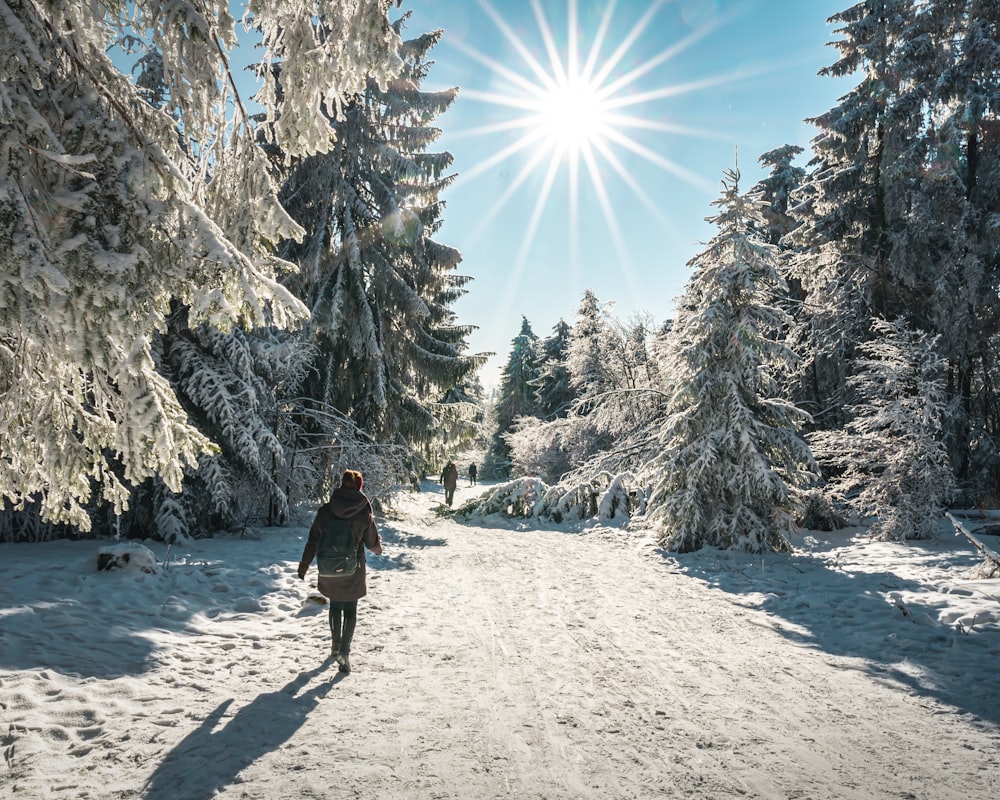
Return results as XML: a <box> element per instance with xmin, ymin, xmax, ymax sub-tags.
<box><xmin>468</xmin><ymin>463</ymin><xmax>478</xmax><ymax>486</ymax></box>
<box><xmin>298</xmin><ymin>469</ymin><xmax>382</xmax><ymax>674</ymax></box>
<box><xmin>441</xmin><ymin>461</ymin><xmax>458</xmax><ymax>506</ymax></box>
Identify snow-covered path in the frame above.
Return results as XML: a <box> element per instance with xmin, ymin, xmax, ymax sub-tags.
<box><xmin>3</xmin><ymin>481</ymin><xmax>1000</xmax><ymax>799</ymax></box>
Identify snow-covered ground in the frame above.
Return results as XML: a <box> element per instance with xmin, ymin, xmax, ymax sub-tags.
<box><xmin>2</xmin><ymin>479</ymin><xmax>999</xmax><ymax>800</ymax></box>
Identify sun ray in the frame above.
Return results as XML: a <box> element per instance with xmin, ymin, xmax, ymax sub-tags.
<box><xmin>591</xmin><ymin>137</ymin><xmax>673</xmax><ymax>228</ymax></box>
<box><xmin>603</xmin><ymin>60</ymin><xmax>798</xmax><ymax>111</ymax></box>
<box><xmin>514</xmin><ymin>153</ymin><xmax>563</xmax><ymax>270</ymax></box>
<box><xmin>462</xmin><ymin>137</ymin><xmax>558</xmax><ymax>244</ymax></box>
<box><xmin>579</xmin><ymin>0</ymin><xmax>616</xmax><ymax>83</ymax></box>
<box><xmin>497</xmin><ymin>154</ymin><xmax>565</xmax><ymax>323</ymax></box>
<box><xmin>579</xmin><ymin>142</ymin><xmax>640</xmax><ymax>301</ymax></box>
<box><xmin>604</xmin><ymin>113</ymin><xmax>734</xmax><ymax>142</ymax></box>
<box><xmin>602</xmin><ymin>127</ymin><xmax>717</xmax><ymax>195</ymax></box>
<box><xmin>448</xmin><ymin>37</ymin><xmax>552</xmax><ymax>101</ymax></box>
<box><xmin>567</xmin><ymin>0</ymin><xmax>579</xmax><ymax>82</ymax></box>
<box><xmin>596</xmin><ymin>15</ymin><xmax>728</xmax><ymax>99</ymax></box>
<box><xmin>459</xmin><ymin>88</ymin><xmax>559</xmax><ymax>115</ymax></box>
<box><xmin>445</xmin><ymin>117</ymin><xmax>541</xmax><ymax>141</ymax></box>
<box><xmin>457</xmin><ymin>126</ymin><xmax>549</xmax><ymax>184</ymax></box>
<box><xmin>478</xmin><ymin>0</ymin><xmax>560</xmax><ymax>94</ymax></box>
<box><xmin>590</xmin><ymin>0</ymin><xmax>670</xmax><ymax>88</ymax></box>
<box><xmin>531</xmin><ymin>0</ymin><xmax>568</xmax><ymax>86</ymax></box>
<box><xmin>569</xmin><ymin>149</ymin><xmax>581</xmax><ymax>284</ymax></box>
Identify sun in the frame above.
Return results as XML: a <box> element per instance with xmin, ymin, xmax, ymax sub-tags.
<box><xmin>450</xmin><ymin>0</ymin><xmax>735</xmax><ymax>237</ymax></box>
<box><xmin>532</xmin><ymin>73</ymin><xmax>612</xmax><ymax>157</ymax></box>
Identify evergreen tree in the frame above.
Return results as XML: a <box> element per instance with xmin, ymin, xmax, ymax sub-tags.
<box><xmin>566</xmin><ymin>290</ymin><xmax>615</xmax><ymax>400</ymax></box>
<box><xmin>787</xmin><ymin>0</ymin><xmax>917</xmax><ymax>428</ymax></box>
<box><xmin>753</xmin><ymin>144</ymin><xmax>805</xmax><ymax>246</ymax></box>
<box><xmin>278</xmin><ymin>16</ymin><xmax>478</xmax><ymax>455</ymax></box>
<box><xmin>488</xmin><ymin>317</ymin><xmax>541</xmax><ymax>475</ymax></box>
<box><xmin>809</xmin><ymin>318</ymin><xmax>955</xmax><ymax>540</ymax></box>
<box><xmin>533</xmin><ymin>319</ymin><xmax>575</xmax><ymax>420</ymax></box>
<box><xmin>645</xmin><ymin>167</ymin><xmax>816</xmax><ymax>553</ymax></box>
<box><xmin>0</xmin><ymin>1</ymin><xmax>401</xmax><ymax>530</ymax></box>
<box><xmin>901</xmin><ymin>0</ymin><xmax>1000</xmax><ymax>490</ymax></box>
<box><xmin>789</xmin><ymin>1</ymin><xmax>1000</xmax><ymax>495</ymax></box>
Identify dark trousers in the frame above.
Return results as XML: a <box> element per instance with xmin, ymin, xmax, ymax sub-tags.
<box><xmin>328</xmin><ymin>600</ymin><xmax>358</xmax><ymax>654</ymax></box>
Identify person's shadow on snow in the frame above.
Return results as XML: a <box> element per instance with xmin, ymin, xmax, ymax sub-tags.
<box><xmin>142</xmin><ymin>661</ymin><xmax>341</xmax><ymax>800</ymax></box>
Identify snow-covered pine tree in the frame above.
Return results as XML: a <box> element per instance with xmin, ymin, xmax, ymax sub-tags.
<box><xmin>277</xmin><ymin>15</ymin><xmax>478</xmax><ymax>455</ymax></box>
<box><xmin>753</xmin><ymin>144</ymin><xmax>805</xmax><ymax>247</ymax></box>
<box><xmin>510</xmin><ymin>310</ymin><xmax>668</xmax><ymax>490</ymax></box>
<box><xmin>786</xmin><ymin>1</ymin><xmax>917</xmax><ymax>429</ymax></box>
<box><xmin>487</xmin><ymin>317</ymin><xmax>542</xmax><ymax>475</ymax></box>
<box><xmin>159</xmin><ymin>315</ymin><xmax>317</xmax><ymax>533</ymax></box>
<box><xmin>898</xmin><ymin>0</ymin><xmax>1000</xmax><ymax>493</ymax></box>
<box><xmin>0</xmin><ymin>1</ymin><xmax>401</xmax><ymax>530</ymax></box>
<box><xmin>566</xmin><ymin>290</ymin><xmax>615</xmax><ymax>400</ymax></box>
<box><xmin>645</xmin><ymin>167</ymin><xmax>817</xmax><ymax>553</ymax></box>
<box><xmin>809</xmin><ymin>318</ymin><xmax>955</xmax><ymax>540</ymax></box>
<box><xmin>533</xmin><ymin>319</ymin><xmax>575</xmax><ymax>420</ymax></box>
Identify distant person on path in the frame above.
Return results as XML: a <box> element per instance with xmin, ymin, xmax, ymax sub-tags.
<box><xmin>441</xmin><ymin>461</ymin><xmax>459</xmax><ymax>506</ymax></box>
<box><xmin>468</xmin><ymin>463</ymin><xmax>478</xmax><ymax>486</ymax></box>
<box><xmin>298</xmin><ymin>469</ymin><xmax>382</xmax><ymax>674</ymax></box>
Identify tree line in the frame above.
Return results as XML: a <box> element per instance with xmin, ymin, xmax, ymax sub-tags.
<box><xmin>2</xmin><ymin>1</ymin><xmax>998</xmax><ymax>552</ymax></box>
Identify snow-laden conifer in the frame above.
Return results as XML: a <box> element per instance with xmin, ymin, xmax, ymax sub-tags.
<box><xmin>278</xmin><ymin>16</ymin><xmax>478</xmax><ymax>454</ymax></box>
<box><xmin>809</xmin><ymin>318</ymin><xmax>955</xmax><ymax>540</ymax></box>
<box><xmin>567</xmin><ymin>290</ymin><xmax>614</xmax><ymax>398</ymax></box>
<box><xmin>644</xmin><ymin>167</ymin><xmax>817</xmax><ymax>553</ymax></box>
<box><xmin>487</xmin><ymin>317</ymin><xmax>542</xmax><ymax>475</ymax></box>
<box><xmin>534</xmin><ymin>319</ymin><xmax>575</xmax><ymax>420</ymax></box>
<box><xmin>785</xmin><ymin>1</ymin><xmax>916</xmax><ymax>429</ymax></box>
<box><xmin>506</xmin><ymin>310</ymin><xmax>668</xmax><ymax>489</ymax></box>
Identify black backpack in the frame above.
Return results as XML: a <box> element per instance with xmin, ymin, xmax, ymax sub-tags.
<box><xmin>317</xmin><ymin>516</ymin><xmax>360</xmax><ymax>578</ymax></box>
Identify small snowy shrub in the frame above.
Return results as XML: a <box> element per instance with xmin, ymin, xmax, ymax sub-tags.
<box><xmin>97</xmin><ymin>543</ymin><xmax>158</xmax><ymax>574</ymax></box>
<box><xmin>457</xmin><ymin>477</ymin><xmax>549</xmax><ymax>518</ymax></box>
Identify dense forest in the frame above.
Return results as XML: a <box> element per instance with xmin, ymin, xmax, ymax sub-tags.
<box><xmin>2</xmin><ymin>1</ymin><xmax>998</xmax><ymax>552</ymax></box>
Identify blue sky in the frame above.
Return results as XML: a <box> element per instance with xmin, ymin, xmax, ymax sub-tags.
<box><xmin>396</xmin><ymin>0</ymin><xmax>851</xmax><ymax>387</ymax></box>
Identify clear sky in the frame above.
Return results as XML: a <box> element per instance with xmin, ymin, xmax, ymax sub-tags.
<box><xmin>395</xmin><ymin>0</ymin><xmax>852</xmax><ymax>388</ymax></box>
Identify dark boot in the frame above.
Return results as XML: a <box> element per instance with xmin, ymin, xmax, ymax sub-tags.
<box><xmin>328</xmin><ymin>608</ymin><xmax>342</xmax><ymax>657</ymax></box>
<box><xmin>338</xmin><ymin>612</ymin><xmax>357</xmax><ymax>673</ymax></box>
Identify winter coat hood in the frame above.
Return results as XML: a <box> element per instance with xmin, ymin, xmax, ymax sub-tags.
<box><xmin>327</xmin><ymin>487</ymin><xmax>372</xmax><ymax>519</ymax></box>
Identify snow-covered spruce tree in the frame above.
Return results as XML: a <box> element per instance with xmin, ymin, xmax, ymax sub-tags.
<box><xmin>432</xmin><ymin>378</ymin><xmax>488</xmax><ymax>467</ymax></box>
<box><xmin>785</xmin><ymin>1</ymin><xmax>917</xmax><ymax>430</ymax></box>
<box><xmin>645</xmin><ymin>167</ymin><xmax>817</xmax><ymax>553</ymax></box>
<box><xmin>567</xmin><ymin>289</ymin><xmax>616</xmax><ymax>400</ymax></box>
<box><xmin>809</xmin><ymin>318</ymin><xmax>955</xmax><ymax>540</ymax></box>
<box><xmin>156</xmin><ymin>315</ymin><xmax>318</xmax><ymax>534</ymax></box>
<box><xmin>277</xmin><ymin>16</ymin><xmax>478</xmax><ymax>460</ymax></box>
<box><xmin>533</xmin><ymin>319</ymin><xmax>575</xmax><ymax>420</ymax></box>
<box><xmin>486</xmin><ymin>317</ymin><xmax>542</xmax><ymax>476</ymax></box>
<box><xmin>897</xmin><ymin>0</ymin><xmax>1000</xmax><ymax>495</ymax></box>
<box><xmin>0</xmin><ymin>1</ymin><xmax>401</xmax><ymax>531</ymax></box>
<box><xmin>753</xmin><ymin>144</ymin><xmax>805</xmax><ymax>247</ymax></box>
<box><xmin>788</xmin><ymin>1</ymin><xmax>1000</xmax><ymax>496</ymax></box>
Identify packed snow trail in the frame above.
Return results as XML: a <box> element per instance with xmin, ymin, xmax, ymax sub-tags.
<box><xmin>2</xmin><ymin>480</ymin><xmax>999</xmax><ymax>799</ymax></box>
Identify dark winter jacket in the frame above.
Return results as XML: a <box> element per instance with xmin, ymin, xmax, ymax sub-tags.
<box><xmin>298</xmin><ymin>487</ymin><xmax>382</xmax><ymax>601</ymax></box>
<box><xmin>441</xmin><ymin>463</ymin><xmax>458</xmax><ymax>490</ymax></box>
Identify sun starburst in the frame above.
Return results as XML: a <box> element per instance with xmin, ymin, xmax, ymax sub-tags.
<box><xmin>445</xmin><ymin>0</ymin><xmax>780</xmax><ymax>326</ymax></box>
